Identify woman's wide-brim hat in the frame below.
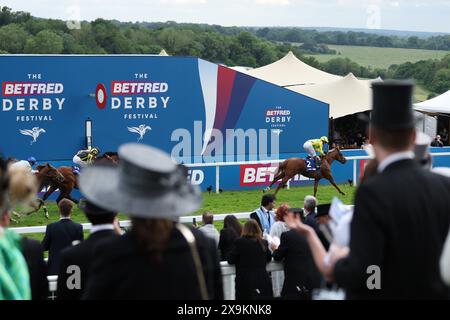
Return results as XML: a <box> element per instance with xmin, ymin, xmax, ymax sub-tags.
<box><xmin>78</xmin><ymin>143</ymin><xmax>202</xmax><ymax>219</ymax></box>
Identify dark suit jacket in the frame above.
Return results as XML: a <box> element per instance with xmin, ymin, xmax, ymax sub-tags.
<box><xmin>21</xmin><ymin>237</ymin><xmax>48</xmax><ymax>300</ymax></box>
<box><xmin>334</xmin><ymin>159</ymin><xmax>450</xmax><ymax>299</ymax></box>
<box><xmin>82</xmin><ymin>226</ymin><xmax>223</xmax><ymax>300</ymax></box>
<box><xmin>218</xmin><ymin>228</ymin><xmax>239</xmax><ymax>261</ymax></box>
<box><xmin>57</xmin><ymin>229</ymin><xmax>118</xmax><ymax>300</ymax></box>
<box><xmin>41</xmin><ymin>219</ymin><xmax>84</xmax><ymax>275</ymax></box>
<box><xmin>304</xmin><ymin>212</ymin><xmax>330</xmax><ymax>250</ymax></box>
<box><xmin>273</xmin><ymin>230</ymin><xmax>322</xmax><ymax>299</ymax></box>
<box><xmin>228</xmin><ymin>237</ymin><xmax>273</xmax><ymax>300</ymax></box>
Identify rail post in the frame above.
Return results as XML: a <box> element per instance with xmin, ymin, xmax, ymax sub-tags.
<box><xmin>215</xmin><ymin>165</ymin><xmax>220</xmax><ymax>194</ymax></box>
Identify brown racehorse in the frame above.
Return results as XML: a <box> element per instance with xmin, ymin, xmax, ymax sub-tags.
<box><xmin>37</xmin><ymin>152</ymin><xmax>119</xmax><ymax>207</ymax></box>
<box><xmin>41</xmin><ymin>166</ymin><xmax>79</xmax><ymax>204</ymax></box>
<box><xmin>17</xmin><ymin>163</ymin><xmax>65</xmax><ymax>218</ymax></box>
<box><xmin>265</xmin><ymin>147</ymin><xmax>347</xmax><ymax>197</ymax></box>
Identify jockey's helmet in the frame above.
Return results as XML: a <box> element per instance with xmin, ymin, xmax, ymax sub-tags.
<box><xmin>27</xmin><ymin>156</ymin><xmax>37</xmax><ymax>166</ymax></box>
<box><xmin>320</xmin><ymin>136</ymin><xmax>329</xmax><ymax>144</ymax></box>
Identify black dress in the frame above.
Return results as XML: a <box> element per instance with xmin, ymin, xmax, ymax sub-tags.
<box><xmin>273</xmin><ymin>230</ymin><xmax>322</xmax><ymax>299</ymax></box>
<box><xmin>228</xmin><ymin>236</ymin><xmax>273</xmax><ymax>300</ymax></box>
<box><xmin>218</xmin><ymin>228</ymin><xmax>239</xmax><ymax>261</ymax></box>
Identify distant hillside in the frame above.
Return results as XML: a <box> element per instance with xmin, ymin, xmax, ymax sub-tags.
<box><xmin>300</xmin><ymin>27</ymin><xmax>449</xmax><ymax>38</ymax></box>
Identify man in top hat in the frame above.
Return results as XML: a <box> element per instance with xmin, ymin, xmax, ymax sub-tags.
<box><xmin>78</xmin><ymin>143</ymin><xmax>223</xmax><ymax>300</ymax></box>
<box><xmin>328</xmin><ymin>80</ymin><xmax>450</xmax><ymax>299</ymax></box>
<box><xmin>315</xmin><ymin>203</ymin><xmax>333</xmax><ymax>246</ymax></box>
<box><xmin>57</xmin><ymin>199</ymin><xmax>120</xmax><ymax>300</ymax></box>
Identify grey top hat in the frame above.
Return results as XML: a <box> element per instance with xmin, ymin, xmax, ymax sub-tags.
<box><xmin>78</xmin><ymin>143</ymin><xmax>202</xmax><ymax>219</ymax></box>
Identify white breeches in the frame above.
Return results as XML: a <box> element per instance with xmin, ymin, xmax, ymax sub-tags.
<box><xmin>303</xmin><ymin>141</ymin><xmax>316</xmax><ymax>157</ymax></box>
<box><xmin>73</xmin><ymin>155</ymin><xmax>87</xmax><ymax>168</ymax></box>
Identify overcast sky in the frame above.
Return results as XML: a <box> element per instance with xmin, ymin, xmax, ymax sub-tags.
<box><xmin>2</xmin><ymin>0</ymin><xmax>450</xmax><ymax>33</ymax></box>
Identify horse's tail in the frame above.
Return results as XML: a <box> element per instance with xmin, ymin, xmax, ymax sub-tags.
<box><xmin>275</xmin><ymin>160</ymin><xmax>287</xmax><ymax>176</ymax></box>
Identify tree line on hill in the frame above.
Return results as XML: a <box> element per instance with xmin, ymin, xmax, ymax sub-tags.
<box><xmin>0</xmin><ymin>6</ymin><xmax>449</xmax><ymax>97</ymax></box>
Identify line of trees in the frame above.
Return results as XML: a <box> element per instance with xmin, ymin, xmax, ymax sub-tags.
<box><xmin>0</xmin><ymin>6</ymin><xmax>449</xmax><ymax>96</ymax></box>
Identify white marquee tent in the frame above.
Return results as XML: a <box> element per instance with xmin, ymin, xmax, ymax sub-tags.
<box><xmin>414</xmin><ymin>90</ymin><xmax>450</xmax><ymax>115</ymax></box>
<box><xmin>159</xmin><ymin>49</ymin><xmax>169</xmax><ymax>56</ymax></box>
<box><xmin>290</xmin><ymin>73</ymin><xmax>379</xmax><ymax>119</ymax></box>
<box><xmin>245</xmin><ymin>51</ymin><xmax>341</xmax><ymax>87</ymax></box>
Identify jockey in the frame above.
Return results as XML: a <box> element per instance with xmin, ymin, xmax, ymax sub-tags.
<box><xmin>10</xmin><ymin>156</ymin><xmax>37</xmax><ymax>173</ymax></box>
<box><xmin>303</xmin><ymin>136</ymin><xmax>328</xmax><ymax>169</ymax></box>
<box><xmin>73</xmin><ymin>147</ymin><xmax>100</xmax><ymax>169</ymax></box>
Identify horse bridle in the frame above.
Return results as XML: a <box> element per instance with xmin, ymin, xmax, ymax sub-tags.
<box><xmin>104</xmin><ymin>154</ymin><xmax>119</xmax><ymax>165</ymax></box>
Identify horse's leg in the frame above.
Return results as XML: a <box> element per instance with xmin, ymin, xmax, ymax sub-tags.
<box><xmin>265</xmin><ymin>172</ymin><xmax>285</xmax><ymax>192</ymax></box>
<box><xmin>10</xmin><ymin>210</ymin><xmax>21</xmax><ymax>223</ymax></box>
<box><xmin>326</xmin><ymin>175</ymin><xmax>346</xmax><ymax>196</ymax></box>
<box><xmin>60</xmin><ymin>181</ymin><xmax>78</xmax><ymax>204</ymax></box>
<box><xmin>66</xmin><ymin>193</ymin><xmax>79</xmax><ymax>204</ymax></box>
<box><xmin>21</xmin><ymin>198</ymin><xmax>44</xmax><ymax>216</ymax></box>
<box><xmin>313</xmin><ymin>179</ymin><xmax>320</xmax><ymax>197</ymax></box>
<box><xmin>274</xmin><ymin>176</ymin><xmax>290</xmax><ymax>195</ymax></box>
<box><xmin>41</xmin><ymin>185</ymin><xmax>60</xmax><ymax>219</ymax></box>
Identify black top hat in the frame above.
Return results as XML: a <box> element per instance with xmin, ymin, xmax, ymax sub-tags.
<box><xmin>78</xmin><ymin>143</ymin><xmax>202</xmax><ymax>219</ymax></box>
<box><xmin>316</xmin><ymin>203</ymin><xmax>331</xmax><ymax>217</ymax></box>
<box><xmin>371</xmin><ymin>80</ymin><xmax>418</xmax><ymax>130</ymax></box>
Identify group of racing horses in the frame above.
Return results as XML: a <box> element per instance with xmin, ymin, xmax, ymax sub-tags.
<box><xmin>16</xmin><ymin>148</ymin><xmax>347</xmax><ymax>219</ymax></box>
<box><xmin>15</xmin><ymin>152</ymin><xmax>119</xmax><ymax>219</ymax></box>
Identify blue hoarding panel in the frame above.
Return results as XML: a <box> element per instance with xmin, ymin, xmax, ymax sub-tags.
<box><xmin>0</xmin><ymin>55</ymin><xmax>328</xmax><ymax>164</ymax></box>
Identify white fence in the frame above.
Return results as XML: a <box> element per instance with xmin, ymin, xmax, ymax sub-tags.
<box><xmin>10</xmin><ymin>212</ymin><xmax>252</xmax><ymax>234</ymax></box>
<box><xmin>46</xmin><ymin>260</ymin><xmax>285</xmax><ymax>300</ymax></box>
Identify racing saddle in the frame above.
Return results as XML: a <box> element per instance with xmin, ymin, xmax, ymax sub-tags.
<box><xmin>72</xmin><ymin>165</ymin><xmax>81</xmax><ymax>175</ymax></box>
<box><xmin>305</xmin><ymin>156</ymin><xmax>321</xmax><ymax>172</ymax></box>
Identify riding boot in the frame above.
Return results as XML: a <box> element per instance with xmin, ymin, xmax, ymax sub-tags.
<box><xmin>315</xmin><ymin>157</ymin><xmax>321</xmax><ymax>169</ymax></box>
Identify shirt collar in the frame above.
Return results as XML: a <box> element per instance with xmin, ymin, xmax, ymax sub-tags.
<box><xmin>60</xmin><ymin>217</ymin><xmax>71</xmax><ymax>220</ymax></box>
<box><xmin>303</xmin><ymin>209</ymin><xmax>312</xmax><ymax>217</ymax></box>
<box><xmin>377</xmin><ymin>151</ymin><xmax>415</xmax><ymax>173</ymax></box>
<box><xmin>261</xmin><ymin>206</ymin><xmax>269</xmax><ymax>213</ymax></box>
<box><xmin>91</xmin><ymin>224</ymin><xmax>114</xmax><ymax>234</ymax></box>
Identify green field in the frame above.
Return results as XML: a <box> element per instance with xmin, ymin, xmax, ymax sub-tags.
<box><xmin>11</xmin><ymin>183</ymin><xmax>355</xmax><ymax>242</ymax></box>
<box><xmin>307</xmin><ymin>45</ymin><xmax>449</xmax><ymax>69</ymax></box>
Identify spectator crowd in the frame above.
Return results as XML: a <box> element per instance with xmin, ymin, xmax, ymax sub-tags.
<box><xmin>1</xmin><ymin>80</ymin><xmax>450</xmax><ymax>300</ymax></box>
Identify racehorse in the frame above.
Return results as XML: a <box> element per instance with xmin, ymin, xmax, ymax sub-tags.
<box><xmin>16</xmin><ymin>163</ymin><xmax>65</xmax><ymax>219</ymax></box>
<box><xmin>30</xmin><ymin>152</ymin><xmax>119</xmax><ymax>212</ymax></box>
<box><xmin>16</xmin><ymin>152</ymin><xmax>119</xmax><ymax>220</ymax></box>
<box><xmin>265</xmin><ymin>147</ymin><xmax>347</xmax><ymax>197</ymax></box>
